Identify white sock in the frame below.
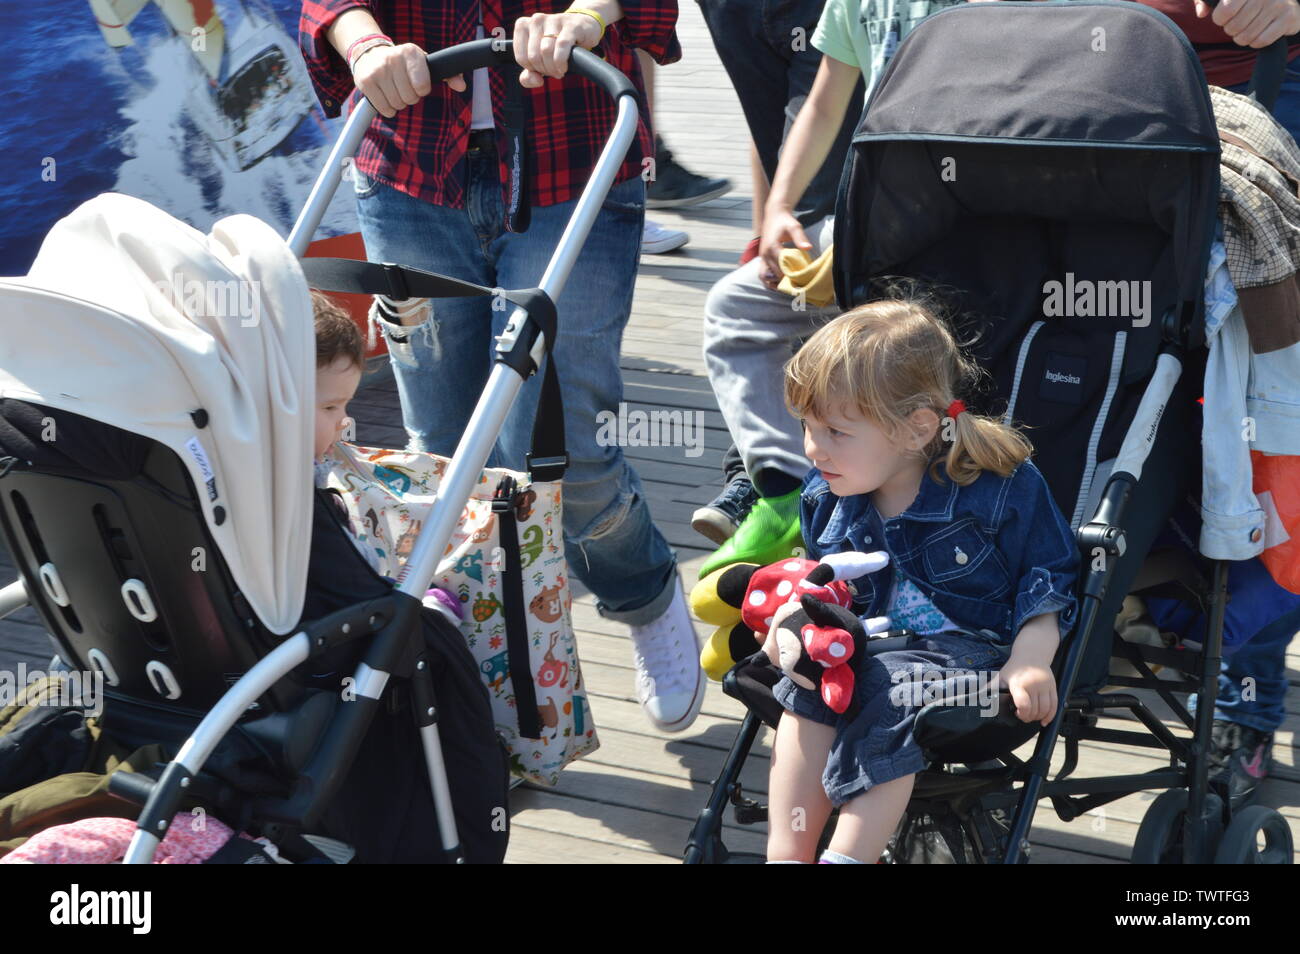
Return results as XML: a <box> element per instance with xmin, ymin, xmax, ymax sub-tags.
<box><xmin>765</xmin><ymin>859</ymin><xmax>809</xmax><ymax>864</ymax></box>
<box><xmin>818</xmin><ymin>849</ymin><xmax>864</xmax><ymax>864</ymax></box>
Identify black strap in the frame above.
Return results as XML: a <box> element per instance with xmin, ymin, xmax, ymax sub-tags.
<box><xmin>301</xmin><ymin>257</ymin><xmax>524</xmax><ymax>311</ymax></box>
<box><xmin>501</xmin><ymin>69</ymin><xmax>532</xmax><ymax>233</ymax></box>
<box><xmin>300</xmin><ymin>258</ymin><xmax>567</xmax><ymax>481</ymax></box>
<box><xmin>493</xmin><ymin>476</ymin><xmax>542</xmax><ymax>739</ymax></box>
<box><xmin>528</xmin><ymin>356</ymin><xmax>567</xmax><ymax>482</ymax></box>
<box><xmin>1251</xmin><ymin>38</ymin><xmax>1290</xmax><ymax>112</ymax></box>
<box><xmin>1190</xmin><ymin>30</ymin><xmax>1293</xmax><ymax>112</ymax></box>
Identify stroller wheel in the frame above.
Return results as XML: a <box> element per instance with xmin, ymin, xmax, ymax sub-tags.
<box><xmin>1213</xmin><ymin>805</ymin><xmax>1293</xmax><ymax>864</ymax></box>
<box><xmin>1132</xmin><ymin>789</ymin><xmax>1225</xmax><ymax>864</ymax></box>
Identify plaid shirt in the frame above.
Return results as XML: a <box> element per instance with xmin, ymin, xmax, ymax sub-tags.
<box><xmin>299</xmin><ymin>1</ymin><xmax>680</xmax><ymax>225</ymax></box>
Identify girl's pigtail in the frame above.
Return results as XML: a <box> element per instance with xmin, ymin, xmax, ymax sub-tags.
<box><xmin>943</xmin><ymin>407</ymin><xmax>1034</xmax><ymax>485</ymax></box>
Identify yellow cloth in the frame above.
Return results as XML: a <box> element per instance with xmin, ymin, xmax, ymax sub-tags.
<box><xmin>777</xmin><ymin>245</ymin><xmax>836</xmax><ymax>308</ymax></box>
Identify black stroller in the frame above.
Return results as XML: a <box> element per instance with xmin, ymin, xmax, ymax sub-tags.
<box><xmin>686</xmin><ymin>1</ymin><xmax>1294</xmax><ymax>865</ymax></box>
<box><xmin>0</xmin><ymin>40</ymin><xmax>637</xmax><ymax>863</ymax></box>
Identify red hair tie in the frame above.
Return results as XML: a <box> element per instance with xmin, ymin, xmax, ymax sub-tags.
<box><xmin>946</xmin><ymin>399</ymin><xmax>967</xmax><ymax>419</ymax></box>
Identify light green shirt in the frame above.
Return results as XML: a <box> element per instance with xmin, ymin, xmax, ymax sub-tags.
<box><xmin>813</xmin><ymin>0</ymin><xmax>962</xmax><ymax>95</ymax></box>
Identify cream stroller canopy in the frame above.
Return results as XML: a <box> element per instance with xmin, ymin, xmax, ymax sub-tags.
<box><xmin>0</xmin><ymin>193</ymin><xmax>314</xmax><ymax>634</ymax></box>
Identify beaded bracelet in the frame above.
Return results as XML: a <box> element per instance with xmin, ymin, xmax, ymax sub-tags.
<box><xmin>346</xmin><ymin>33</ymin><xmax>394</xmax><ymax>71</ymax></box>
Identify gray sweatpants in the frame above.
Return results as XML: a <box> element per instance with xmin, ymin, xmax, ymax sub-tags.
<box><xmin>702</xmin><ymin>217</ymin><xmax>839</xmax><ymax>487</ymax></box>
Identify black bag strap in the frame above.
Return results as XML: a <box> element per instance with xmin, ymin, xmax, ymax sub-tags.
<box><xmin>300</xmin><ymin>258</ymin><xmax>567</xmax><ymax>481</ymax></box>
<box><xmin>528</xmin><ymin>356</ymin><xmax>567</xmax><ymax>483</ymax></box>
<box><xmin>493</xmin><ymin>474</ymin><xmax>542</xmax><ymax>739</ymax></box>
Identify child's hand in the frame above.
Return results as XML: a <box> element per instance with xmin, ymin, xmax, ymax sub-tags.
<box><xmin>996</xmin><ymin>660</ymin><xmax>1057</xmax><ymax>726</ymax></box>
<box><xmin>758</xmin><ymin>208</ymin><xmax>812</xmax><ymax>290</ymax></box>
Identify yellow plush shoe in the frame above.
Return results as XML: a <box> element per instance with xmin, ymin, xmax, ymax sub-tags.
<box><xmin>688</xmin><ymin>562</ymin><xmax>759</xmax><ymax>626</ymax></box>
<box><xmin>700</xmin><ymin>621</ymin><xmax>762</xmax><ymax>681</ymax></box>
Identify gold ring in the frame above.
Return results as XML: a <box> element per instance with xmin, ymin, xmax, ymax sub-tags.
<box><xmin>542</xmin><ymin>33</ymin><xmax>559</xmax><ymax>38</ymax></box>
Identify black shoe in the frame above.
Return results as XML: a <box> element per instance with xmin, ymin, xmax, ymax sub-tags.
<box><xmin>646</xmin><ymin>137</ymin><xmax>732</xmax><ymax>209</ymax></box>
<box><xmin>1208</xmin><ymin>719</ymin><xmax>1273</xmax><ymax>810</ymax></box>
<box><xmin>691</xmin><ymin>475</ymin><xmax>758</xmax><ymax>546</ymax></box>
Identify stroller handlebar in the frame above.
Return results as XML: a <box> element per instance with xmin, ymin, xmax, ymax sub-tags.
<box><xmin>287</xmin><ymin>39</ymin><xmax>637</xmax><ymax>256</ymax></box>
<box><xmin>425</xmin><ymin>38</ymin><xmax>637</xmax><ymax>104</ymax></box>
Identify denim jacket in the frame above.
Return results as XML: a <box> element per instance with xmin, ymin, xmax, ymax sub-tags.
<box><xmin>1200</xmin><ymin>238</ymin><xmax>1266</xmax><ymax>560</ymax></box>
<box><xmin>801</xmin><ymin>458</ymin><xmax>1080</xmax><ymax>645</ymax></box>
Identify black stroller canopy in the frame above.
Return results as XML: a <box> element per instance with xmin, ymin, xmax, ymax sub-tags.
<box><xmin>832</xmin><ymin>0</ymin><xmax>1222</xmax><ymax>360</ymax></box>
<box><xmin>859</xmin><ymin>1</ymin><xmax>1219</xmax><ymax>150</ymax></box>
<box><xmin>830</xmin><ymin>0</ymin><xmax>1226</xmax><ymax>564</ymax></box>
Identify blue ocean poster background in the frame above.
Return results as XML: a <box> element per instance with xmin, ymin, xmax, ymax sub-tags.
<box><xmin>0</xmin><ymin>0</ymin><xmax>358</xmax><ymax>274</ymax></box>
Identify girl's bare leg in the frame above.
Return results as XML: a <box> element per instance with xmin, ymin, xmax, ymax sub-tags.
<box><xmin>826</xmin><ymin>773</ymin><xmax>916</xmax><ymax>863</ymax></box>
<box><xmin>767</xmin><ymin>711</ymin><xmax>835</xmax><ymax>862</ymax></box>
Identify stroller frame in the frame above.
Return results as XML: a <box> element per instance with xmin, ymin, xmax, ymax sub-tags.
<box><xmin>0</xmin><ymin>40</ymin><xmax>639</xmax><ymax>864</ymax></box>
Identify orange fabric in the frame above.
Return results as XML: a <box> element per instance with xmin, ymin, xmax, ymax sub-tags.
<box><xmin>1252</xmin><ymin>450</ymin><xmax>1300</xmax><ymax>594</ymax></box>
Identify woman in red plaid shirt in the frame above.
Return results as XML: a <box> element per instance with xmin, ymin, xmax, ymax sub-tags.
<box><xmin>299</xmin><ymin>1</ymin><xmax>707</xmax><ymax>733</ymax></box>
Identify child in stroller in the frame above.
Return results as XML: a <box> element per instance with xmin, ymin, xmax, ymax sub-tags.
<box><xmin>308</xmin><ymin>289</ymin><xmax>462</xmax><ymax>625</ymax></box>
<box><xmin>765</xmin><ymin>298</ymin><xmax>1079</xmax><ymax>864</ymax></box>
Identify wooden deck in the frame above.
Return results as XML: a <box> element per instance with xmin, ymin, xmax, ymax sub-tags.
<box><xmin>2</xmin><ymin>3</ymin><xmax>1297</xmax><ymax>863</ymax></box>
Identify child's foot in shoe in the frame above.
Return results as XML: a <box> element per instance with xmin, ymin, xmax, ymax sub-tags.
<box><xmin>699</xmin><ymin>489</ymin><xmax>803</xmax><ymax>578</ymax></box>
<box><xmin>1208</xmin><ymin>719</ymin><xmax>1274</xmax><ymax>810</ymax></box>
<box><xmin>691</xmin><ymin>474</ymin><xmax>758</xmax><ymax>545</ymax></box>
<box><xmin>628</xmin><ymin>578</ymin><xmax>704</xmax><ymax>732</ymax></box>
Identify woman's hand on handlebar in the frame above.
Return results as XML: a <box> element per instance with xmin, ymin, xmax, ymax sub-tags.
<box><xmin>1194</xmin><ymin>0</ymin><xmax>1300</xmax><ymax>49</ymax></box>
<box><xmin>513</xmin><ymin>11</ymin><xmax>604</xmax><ymax>88</ymax></box>
<box><xmin>352</xmin><ymin>42</ymin><xmax>457</xmax><ymax>119</ymax></box>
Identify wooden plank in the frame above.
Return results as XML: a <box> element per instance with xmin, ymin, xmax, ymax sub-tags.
<box><xmin>505</xmin><ymin>822</ymin><xmax>682</xmax><ymax>864</ymax></box>
<box><xmin>621</xmin><ymin>386</ymin><xmax>719</xmax><ymax>414</ymax></box>
<box><xmin>620</xmin><ymin>456</ymin><xmax>719</xmax><ymax>488</ymax></box>
<box><xmin>581</xmin><ymin>660</ymin><xmax>758</xmax><ymax>730</ymax></box>
<box><xmin>507</xmin><ymin>786</ymin><xmax>768</xmax><ymax>860</ymax></box>
<box><xmin>621</xmin><ymin>370</ymin><xmax>716</xmax><ymax>396</ymax></box>
<box><xmin>1028</xmin><ymin>843</ymin><xmax>1125</xmax><ymax>864</ymax></box>
<box><xmin>579</xmin><ymin>724</ymin><xmax>772</xmax><ymax>795</ymax></box>
<box><xmin>516</xmin><ymin>758</ymin><xmax>767</xmax><ymax>841</ymax></box>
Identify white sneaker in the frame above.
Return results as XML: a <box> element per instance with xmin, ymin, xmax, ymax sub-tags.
<box><xmin>641</xmin><ymin>219</ymin><xmax>690</xmax><ymax>255</ymax></box>
<box><xmin>628</xmin><ymin>578</ymin><xmax>705</xmax><ymax>732</ymax></box>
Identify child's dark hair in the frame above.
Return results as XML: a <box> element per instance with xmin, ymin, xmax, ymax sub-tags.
<box><xmin>311</xmin><ymin>289</ymin><xmax>364</xmax><ymax>372</ymax></box>
<box><xmin>784</xmin><ymin>298</ymin><xmax>1033</xmax><ymax>486</ymax></box>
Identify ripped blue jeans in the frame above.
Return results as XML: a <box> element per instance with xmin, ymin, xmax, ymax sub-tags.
<box><xmin>352</xmin><ymin>141</ymin><xmax>677</xmax><ymax>624</ymax></box>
